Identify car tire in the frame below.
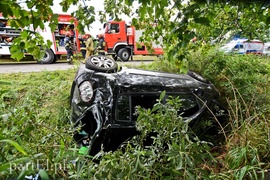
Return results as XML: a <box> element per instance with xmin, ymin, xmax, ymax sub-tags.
<box><xmin>187</xmin><ymin>70</ymin><xmax>210</xmax><ymax>84</ymax></box>
<box><xmin>85</xmin><ymin>55</ymin><xmax>118</xmax><ymax>73</ymax></box>
<box><xmin>117</xmin><ymin>48</ymin><xmax>130</xmax><ymax>61</ymax></box>
<box><xmin>38</xmin><ymin>49</ymin><xmax>55</xmax><ymax>64</ymax></box>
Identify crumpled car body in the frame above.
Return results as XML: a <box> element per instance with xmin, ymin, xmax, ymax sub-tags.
<box><xmin>70</xmin><ymin>62</ymin><xmax>223</xmax><ymax>155</ymax></box>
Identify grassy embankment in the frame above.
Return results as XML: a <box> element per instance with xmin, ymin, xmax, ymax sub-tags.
<box><xmin>0</xmin><ymin>49</ymin><xmax>269</xmax><ymax>179</ymax></box>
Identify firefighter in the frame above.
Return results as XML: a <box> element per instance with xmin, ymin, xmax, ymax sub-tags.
<box><xmin>79</xmin><ymin>35</ymin><xmax>87</xmax><ymax>59</ymax></box>
<box><xmin>84</xmin><ymin>33</ymin><xmax>94</xmax><ymax>63</ymax></box>
<box><xmin>96</xmin><ymin>34</ymin><xmax>106</xmax><ymax>56</ymax></box>
<box><xmin>64</xmin><ymin>31</ymin><xmax>74</xmax><ymax>64</ymax></box>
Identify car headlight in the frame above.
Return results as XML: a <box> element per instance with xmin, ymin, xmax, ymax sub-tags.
<box><xmin>79</xmin><ymin>81</ymin><xmax>93</xmax><ymax>102</ymax></box>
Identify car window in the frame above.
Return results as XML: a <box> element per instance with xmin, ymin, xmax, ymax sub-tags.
<box><xmin>115</xmin><ymin>93</ymin><xmax>199</xmax><ymax>122</ymax></box>
<box><xmin>116</xmin><ymin>94</ymin><xmax>159</xmax><ymax>122</ymax></box>
<box><xmin>116</xmin><ymin>95</ymin><xmax>131</xmax><ymax>121</ymax></box>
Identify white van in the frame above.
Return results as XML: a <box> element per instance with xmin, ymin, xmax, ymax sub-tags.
<box><xmin>220</xmin><ymin>39</ymin><xmax>264</xmax><ymax>54</ymax></box>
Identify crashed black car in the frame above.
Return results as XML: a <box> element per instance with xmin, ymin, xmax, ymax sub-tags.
<box><xmin>70</xmin><ymin>55</ymin><xmax>224</xmax><ymax>155</ymax></box>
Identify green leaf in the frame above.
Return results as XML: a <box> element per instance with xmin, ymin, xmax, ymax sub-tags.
<box><xmin>0</xmin><ymin>157</ymin><xmax>30</xmax><ymax>172</ymax></box>
<box><xmin>194</xmin><ymin>17</ymin><xmax>210</xmax><ymax>25</ymax></box>
<box><xmin>176</xmin><ymin>158</ymin><xmax>183</xmax><ymax>170</ymax></box>
<box><xmin>39</xmin><ymin>170</ymin><xmax>50</xmax><ymax>180</ymax></box>
<box><xmin>159</xmin><ymin>90</ymin><xmax>166</xmax><ymax>101</ymax></box>
<box><xmin>266</xmin><ymin>16</ymin><xmax>270</xmax><ymax>25</ymax></box>
<box><xmin>238</xmin><ymin>165</ymin><xmax>248</xmax><ymax>180</ymax></box>
<box><xmin>0</xmin><ymin>139</ymin><xmax>28</xmax><ymax>155</ymax></box>
<box><xmin>0</xmin><ymin>81</ymin><xmax>12</xmax><ymax>85</ymax></box>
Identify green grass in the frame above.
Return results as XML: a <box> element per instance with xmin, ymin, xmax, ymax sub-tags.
<box><xmin>0</xmin><ymin>70</ymin><xmax>77</xmax><ymax>179</ymax></box>
<box><xmin>0</xmin><ymin>53</ymin><xmax>269</xmax><ymax>179</ymax></box>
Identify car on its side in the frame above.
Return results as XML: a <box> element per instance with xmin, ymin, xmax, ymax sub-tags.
<box><xmin>70</xmin><ymin>55</ymin><xmax>225</xmax><ymax>155</ymax></box>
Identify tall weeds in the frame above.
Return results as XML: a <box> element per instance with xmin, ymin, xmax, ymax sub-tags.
<box><xmin>0</xmin><ymin>70</ymin><xmax>80</xmax><ymax>179</ymax></box>
<box><xmin>187</xmin><ymin>48</ymin><xmax>270</xmax><ymax>179</ymax></box>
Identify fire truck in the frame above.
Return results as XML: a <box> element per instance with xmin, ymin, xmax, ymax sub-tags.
<box><xmin>0</xmin><ymin>13</ymin><xmax>80</xmax><ymax>64</ymax></box>
<box><xmin>104</xmin><ymin>20</ymin><xmax>164</xmax><ymax>61</ymax></box>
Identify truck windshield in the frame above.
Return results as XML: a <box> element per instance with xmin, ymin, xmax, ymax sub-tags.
<box><xmin>107</xmin><ymin>23</ymin><xmax>119</xmax><ymax>34</ymax></box>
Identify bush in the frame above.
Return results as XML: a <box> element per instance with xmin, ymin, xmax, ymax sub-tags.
<box><xmin>82</xmin><ymin>93</ymin><xmax>217</xmax><ymax>179</ymax></box>
<box><xmin>187</xmin><ymin>48</ymin><xmax>270</xmax><ymax>178</ymax></box>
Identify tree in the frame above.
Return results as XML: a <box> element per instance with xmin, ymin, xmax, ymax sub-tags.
<box><xmin>104</xmin><ymin>0</ymin><xmax>270</xmax><ymax>71</ymax></box>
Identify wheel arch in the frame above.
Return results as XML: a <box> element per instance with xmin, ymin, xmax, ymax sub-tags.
<box><xmin>113</xmin><ymin>42</ymin><xmax>128</xmax><ymax>53</ymax></box>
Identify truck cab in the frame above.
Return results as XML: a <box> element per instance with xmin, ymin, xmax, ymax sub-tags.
<box><xmin>105</xmin><ymin>21</ymin><xmax>127</xmax><ymax>54</ymax></box>
<box><xmin>104</xmin><ymin>20</ymin><xmax>163</xmax><ymax>61</ymax></box>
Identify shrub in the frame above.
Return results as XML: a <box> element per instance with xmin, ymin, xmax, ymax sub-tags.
<box><xmin>86</xmin><ymin>93</ymin><xmax>217</xmax><ymax>179</ymax></box>
<box><xmin>187</xmin><ymin>48</ymin><xmax>270</xmax><ymax>117</ymax></box>
<box><xmin>187</xmin><ymin>48</ymin><xmax>270</xmax><ymax>178</ymax></box>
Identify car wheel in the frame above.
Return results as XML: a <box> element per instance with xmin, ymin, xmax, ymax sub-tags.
<box><xmin>117</xmin><ymin>48</ymin><xmax>130</xmax><ymax>61</ymax></box>
<box><xmin>85</xmin><ymin>55</ymin><xmax>118</xmax><ymax>73</ymax></box>
<box><xmin>38</xmin><ymin>49</ymin><xmax>55</xmax><ymax>64</ymax></box>
<box><xmin>187</xmin><ymin>70</ymin><xmax>210</xmax><ymax>84</ymax></box>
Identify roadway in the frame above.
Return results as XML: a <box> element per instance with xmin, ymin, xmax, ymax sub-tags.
<box><xmin>0</xmin><ymin>60</ymin><xmax>153</xmax><ymax>74</ymax></box>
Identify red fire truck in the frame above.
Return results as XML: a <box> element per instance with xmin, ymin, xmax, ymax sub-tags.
<box><xmin>104</xmin><ymin>20</ymin><xmax>164</xmax><ymax>61</ymax></box>
<box><xmin>0</xmin><ymin>13</ymin><xmax>80</xmax><ymax>64</ymax></box>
